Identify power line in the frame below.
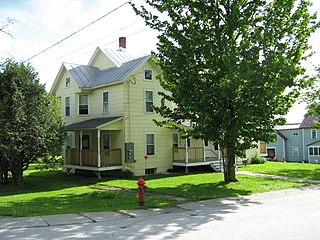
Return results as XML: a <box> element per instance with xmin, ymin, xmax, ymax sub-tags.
<box><xmin>37</xmin><ymin>19</ymin><xmax>143</xmax><ymax>72</ymax></box>
<box><xmin>23</xmin><ymin>1</ymin><xmax>129</xmax><ymax>63</ymax></box>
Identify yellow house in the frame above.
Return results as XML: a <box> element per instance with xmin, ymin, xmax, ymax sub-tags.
<box><xmin>50</xmin><ymin>37</ymin><xmax>222</xmax><ymax>177</ymax></box>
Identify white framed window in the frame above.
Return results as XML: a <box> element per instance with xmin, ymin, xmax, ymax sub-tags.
<box><xmin>66</xmin><ymin>77</ymin><xmax>70</xmax><ymax>88</ymax></box>
<box><xmin>309</xmin><ymin>146</ymin><xmax>320</xmax><ymax>156</ymax></box>
<box><xmin>292</xmin><ymin>146</ymin><xmax>299</xmax><ymax>156</ymax></box>
<box><xmin>79</xmin><ymin>95</ymin><xmax>89</xmax><ymax>115</ymax></box>
<box><xmin>144</xmin><ymin>68</ymin><xmax>153</xmax><ymax>81</ymax></box>
<box><xmin>311</xmin><ymin>129</ymin><xmax>317</xmax><ymax>139</ymax></box>
<box><xmin>145</xmin><ymin>132</ymin><xmax>155</xmax><ymax>155</ymax></box>
<box><xmin>144</xmin><ymin>90</ymin><xmax>154</xmax><ymax>113</ymax></box>
<box><xmin>102</xmin><ymin>91</ymin><xmax>110</xmax><ymax>114</ymax></box>
<box><xmin>65</xmin><ymin>96</ymin><xmax>71</xmax><ymax>117</ymax></box>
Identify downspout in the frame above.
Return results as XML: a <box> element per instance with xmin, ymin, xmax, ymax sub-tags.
<box><xmin>302</xmin><ymin>129</ymin><xmax>305</xmax><ymax>162</ymax></box>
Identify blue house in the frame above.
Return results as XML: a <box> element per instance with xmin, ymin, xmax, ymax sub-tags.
<box><xmin>267</xmin><ymin>116</ymin><xmax>320</xmax><ymax>163</ymax></box>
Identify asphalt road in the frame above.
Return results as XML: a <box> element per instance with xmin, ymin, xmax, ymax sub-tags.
<box><xmin>0</xmin><ymin>184</ymin><xmax>319</xmax><ymax>240</ymax></box>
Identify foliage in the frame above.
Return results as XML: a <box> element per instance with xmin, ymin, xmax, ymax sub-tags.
<box><xmin>117</xmin><ymin>169</ymin><xmax>135</xmax><ymax>179</ymax></box>
<box><xmin>0</xmin><ymin>59</ymin><xmax>66</xmax><ymax>186</ymax></box>
<box><xmin>250</xmin><ymin>155</ymin><xmax>266</xmax><ymax>164</ymax></box>
<box><xmin>132</xmin><ymin>0</ymin><xmax>319</xmax><ymax>182</ymax></box>
<box><xmin>34</xmin><ymin>155</ymin><xmax>64</xmax><ymax>171</ymax></box>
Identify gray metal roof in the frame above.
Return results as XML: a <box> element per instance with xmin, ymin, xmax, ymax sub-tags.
<box><xmin>65</xmin><ymin>116</ymin><xmax>122</xmax><ymax>130</ymax></box>
<box><xmin>299</xmin><ymin>116</ymin><xmax>318</xmax><ymax>129</ymax></box>
<box><xmin>65</xmin><ymin>55</ymin><xmax>150</xmax><ymax>88</ymax></box>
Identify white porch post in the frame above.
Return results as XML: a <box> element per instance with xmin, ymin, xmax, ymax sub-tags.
<box><xmin>203</xmin><ymin>140</ymin><xmax>206</xmax><ymax>162</ymax></box>
<box><xmin>80</xmin><ymin>131</ymin><xmax>83</xmax><ymax>166</ymax></box>
<box><xmin>97</xmin><ymin>129</ymin><xmax>101</xmax><ymax>167</ymax></box>
<box><xmin>185</xmin><ymin>138</ymin><xmax>189</xmax><ymax>173</ymax></box>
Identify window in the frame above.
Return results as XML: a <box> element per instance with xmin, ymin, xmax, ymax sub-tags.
<box><xmin>144</xmin><ymin>90</ymin><xmax>154</xmax><ymax>113</ymax></box>
<box><xmin>146</xmin><ymin>133</ymin><xmax>155</xmax><ymax>155</ymax></box>
<box><xmin>292</xmin><ymin>146</ymin><xmax>299</xmax><ymax>156</ymax></box>
<box><xmin>103</xmin><ymin>134</ymin><xmax>110</xmax><ymax>150</ymax></box>
<box><xmin>145</xmin><ymin>168</ymin><xmax>156</xmax><ymax>175</ymax></box>
<box><xmin>144</xmin><ymin>69</ymin><xmax>153</xmax><ymax>80</ymax></box>
<box><xmin>173</xmin><ymin>133</ymin><xmax>179</xmax><ymax>153</ymax></box>
<box><xmin>102</xmin><ymin>92</ymin><xmax>110</xmax><ymax>114</ymax></box>
<box><xmin>65</xmin><ymin>96</ymin><xmax>70</xmax><ymax>117</ymax></box>
<box><xmin>260</xmin><ymin>142</ymin><xmax>267</xmax><ymax>155</ymax></box>
<box><xmin>80</xmin><ymin>134</ymin><xmax>90</xmax><ymax>149</ymax></box>
<box><xmin>66</xmin><ymin>77</ymin><xmax>70</xmax><ymax>87</ymax></box>
<box><xmin>311</xmin><ymin>129</ymin><xmax>317</xmax><ymax>139</ymax></box>
<box><xmin>293</xmin><ymin>132</ymin><xmax>298</xmax><ymax>136</ymax></box>
<box><xmin>309</xmin><ymin>147</ymin><xmax>320</xmax><ymax>156</ymax></box>
<box><xmin>79</xmin><ymin>95</ymin><xmax>89</xmax><ymax>115</ymax></box>
<box><xmin>66</xmin><ymin>133</ymin><xmax>72</xmax><ymax>149</ymax></box>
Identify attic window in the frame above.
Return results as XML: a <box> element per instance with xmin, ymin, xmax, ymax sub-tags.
<box><xmin>144</xmin><ymin>69</ymin><xmax>153</xmax><ymax>81</ymax></box>
<box><xmin>66</xmin><ymin>77</ymin><xmax>70</xmax><ymax>87</ymax></box>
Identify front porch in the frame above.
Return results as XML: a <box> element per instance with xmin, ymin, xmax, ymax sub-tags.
<box><xmin>173</xmin><ymin>146</ymin><xmax>223</xmax><ymax>172</ymax></box>
<box><xmin>63</xmin><ymin>117</ymin><xmax>124</xmax><ymax>177</ymax></box>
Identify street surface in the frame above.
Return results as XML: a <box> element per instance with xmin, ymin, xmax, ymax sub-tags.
<box><xmin>0</xmin><ymin>184</ymin><xmax>319</xmax><ymax>239</ymax></box>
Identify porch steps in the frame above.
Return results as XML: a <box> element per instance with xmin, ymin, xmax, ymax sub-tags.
<box><xmin>209</xmin><ymin>159</ymin><xmax>224</xmax><ymax>172</ymax></box>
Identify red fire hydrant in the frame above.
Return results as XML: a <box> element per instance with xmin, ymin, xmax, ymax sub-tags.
<box><xmin>137</xmin><ymin>176</ymin><xmax>147</xmax><ymax>206</ymax></box>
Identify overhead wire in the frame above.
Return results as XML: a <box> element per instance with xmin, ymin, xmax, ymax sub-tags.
<box><xmin>23</xmin><ymin>1</ymin><xmax>130</xmax><ymax>63</ymax></box>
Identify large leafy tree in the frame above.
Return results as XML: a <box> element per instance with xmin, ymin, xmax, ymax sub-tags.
<box><xmin>132</xmin><ymin>0</ymin><xmax>319</xmax><ymax>182</ymax></box>
<box><xmin>0</xmin><ymin>59</ymin><xmax>65</xmax><ymax>186</ymax></box>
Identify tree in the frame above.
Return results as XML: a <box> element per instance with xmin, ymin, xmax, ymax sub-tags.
<box><xmin>0</xmin><ymin>59</ymin><xmax>65</xmax><ymax>186</ymax></box>
<box><xmin>0</xmin><ymin>17</ymin><xmax>15</xmax><ymax>37</ymax></box>
<box><xmin>132</xmin><ymin>0</ymin><xmax>319</xmax><ymax>182</ymax></box>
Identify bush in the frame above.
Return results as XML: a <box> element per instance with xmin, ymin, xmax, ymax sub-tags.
<box><xmin>250</xmin><ymin>156</ymin><xmax>266</xmax><ymax>164</ymax></box>
<box><xmin>118</xmin><ymin>169</ymin><xmax>134</xmax><ymax>179</ymax></box>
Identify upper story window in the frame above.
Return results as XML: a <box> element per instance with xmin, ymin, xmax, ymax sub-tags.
<box><xmin>102</xmin><ymin>91</ymin><xmax>110</xmax><ymax>114</ymax></box>
<box><xmin>66</xmin><ymin>77</ymin><xmax>70</xmax><ymax>88</ymax></box>
<box><xmin>144</xmin><ymin>90</ymin><xmax>154</xmax><ymax>113</ymax></box>
<box><xmin>65</xmin><ymin>96</ymin><xmax>71</xmax><ymax>117</ymax></box>
<box><xmin>79</xmin><ymin>95</ymin><xmax>89</xmax><ymax>115</ymax></box>
<box><xmin>144</xmin><ymin>69</ymin><xmax>153</xmax><ymax>81</ymax></box>
<box><xmin>311</xmin><ymin>129</ymin><xmax>317</xmax><ymax>139</ymax></box>
<box><xmin>293</xmin><ymin>132</ymin><xmax>298</xmax><ymax>136</ymax></box>
<box><xmin>146</xmin><ymin>133</ymin><xmax>155</xmax><ymax>155</ymax></box>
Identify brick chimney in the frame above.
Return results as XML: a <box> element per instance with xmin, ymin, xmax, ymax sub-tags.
<box><xmin>119</xmin><ymin>37</ymin><xmax>126</xmax><ymax>49</ymax></box>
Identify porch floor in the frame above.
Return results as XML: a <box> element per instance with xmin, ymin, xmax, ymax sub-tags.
<box><xmin>64</xmin><ymin>164</ymin><xmax>123</xmax><ymax>178</ymax></box>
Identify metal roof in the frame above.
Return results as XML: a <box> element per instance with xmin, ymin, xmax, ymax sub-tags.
<box><xmin>299</xmin><ymin>116</ymin><xmax>318</xmax><ymax>129</ymax></box>
<box><xmin>65</xmin><ymin>55</ymin><xmax>150</xmax><ymax>88</ymax></box>
<box><xmin>65</xmin><ymin>116</ymin><xmax>122</xmax><ymax>130</ymax></box>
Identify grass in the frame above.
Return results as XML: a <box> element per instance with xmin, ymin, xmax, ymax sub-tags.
<box><xmin>242</xmin><ymin>161</ymin><xmax>320</xmax><ymax>181</ymax></box>
<box><xmin>100</xmin><ymin>173</ymin><xmax>309</xmax><ymax>201</ymax></box>
<box><xmin>0</xmin><ymin>164</ymin><xmax>313</xmax><ymax>217</ymax></box>
<box><xmin>0</xmin><ymin>169</ymin><xmax>178</xmax><ymax>217</ymax></box>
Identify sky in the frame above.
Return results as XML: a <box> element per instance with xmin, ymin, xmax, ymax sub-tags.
<box><xmin>0</xmin><ymin>0</ymin><xmax>320</xmax><ymax>124</ymax></box>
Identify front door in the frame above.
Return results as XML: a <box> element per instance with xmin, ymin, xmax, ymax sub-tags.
<box><xmin>204</xmin><ymin>140</ymin><xmax>216</xmax><ymax>160</ymax></box>
<box><xmin>267</xmin><ymin>148</ymin><xmax>276</xmax><ymax>160</ymax></box>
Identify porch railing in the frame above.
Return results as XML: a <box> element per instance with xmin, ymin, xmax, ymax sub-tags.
<box><xmin>65</xmin><ymin>149</ymin><xmax>122</xmax><ymax>167</ymax></box>
<box><xmin>173</xmin><ymin>147</ymin><xmax>220</xmax><ymax>163</ymax></box>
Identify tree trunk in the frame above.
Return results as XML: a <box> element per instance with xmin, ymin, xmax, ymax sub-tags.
<box><xmin>0</xmin><ymin>158</ymin><xmax>9</xmax><ymax>185</ymax></box>
<box><xmin>10</xmin><ymin>160</ymin><xmax>23</xmax><ymax>186</ymax></box>
<box><xmin>224</xmin><ymin>154</ymin><xmax>237</xmax><ymax>183</ymax></box>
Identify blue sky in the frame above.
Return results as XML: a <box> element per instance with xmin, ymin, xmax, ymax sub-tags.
<box><xmin>0</xmin><ymin>0</ymin><xmax>320</xmax><ymax>123</ymax></box>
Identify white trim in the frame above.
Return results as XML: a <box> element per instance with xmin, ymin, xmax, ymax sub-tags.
<box><xmin>145</xmin><ymin>132</ymin><xmax>155</xmax><ymax>156</ymax></box>
<box><xmin>65</xmin><ymin>96</ymin><xmax>71</xmax><ymax>117</ymax></box>
<box><xmin>292</xmin><ymin>146</ymin><xmax>299</xmax><ymax>156</ymax></box>
<box><xmin>308</xmin><ymin>146</ymin><xmax>320</xmax><ymax>156</ymax></box>
<box><xmin>144</xmin><ymin>89</ymin><xmax>154</xmax><ymax>113</ymax></box>
<box><xmin>144</xmin><ymin>68</ymin><xmax>153</xmax><ymax>81</ymax></box>
<box><xmin>97</xmin><ymin>130</ymin><xmax>101</xmax><ymax>167</ymax></box>
<box><xmin>102</xmin><ymin>91</ymin><xmax>110</xmax><ymax>114</ymax></box>
<box><xmin>65</xmin><ymin>77</ymin><xmax>71</xmax><ymax>88</ymax></box>
<box><xmin>311</xmin><ymin>129</ymin><xmax>317</xmax><ymax>139</ymax></box>
<box><xmin>78</xmin><ymin>94</ymin><xmax>90</xmax><ymax>115</ymax></box>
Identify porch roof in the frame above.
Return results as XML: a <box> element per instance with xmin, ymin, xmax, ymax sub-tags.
<box><xmin>65</xmin><ymin>116</ymin><xmax>122</xmax><ymax>130</ymax></box>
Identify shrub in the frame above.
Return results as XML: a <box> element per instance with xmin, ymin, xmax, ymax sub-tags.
<box><xmin>250</xmin><ymin>156</ymin><xmax>266</xmax><ymax>164</ymax></box>
<box><xmin>118</xmin><ymin>169</ymin><xmax>134</xmax><ymax>179</ymax></box>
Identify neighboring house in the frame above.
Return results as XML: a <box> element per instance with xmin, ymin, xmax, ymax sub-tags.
<box><xmin>50</xmin><ymin>37</ymin><xmax>221</xmax><ymax>177</ymax></box>
<box><xmin>247</xmin><ymin>116</ymin><xmax>320</xmax><ymax>163</ymax></box>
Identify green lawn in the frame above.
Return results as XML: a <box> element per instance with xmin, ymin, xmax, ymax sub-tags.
<box><xmin>242</xmin><ymin>162</ymin><xmax>320</xmax><ymax>180</ymax></box>
<box><xmin>0</xmin><ymin>165</ymin><xmax>312</xmax><ymax>217</ymax></box>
